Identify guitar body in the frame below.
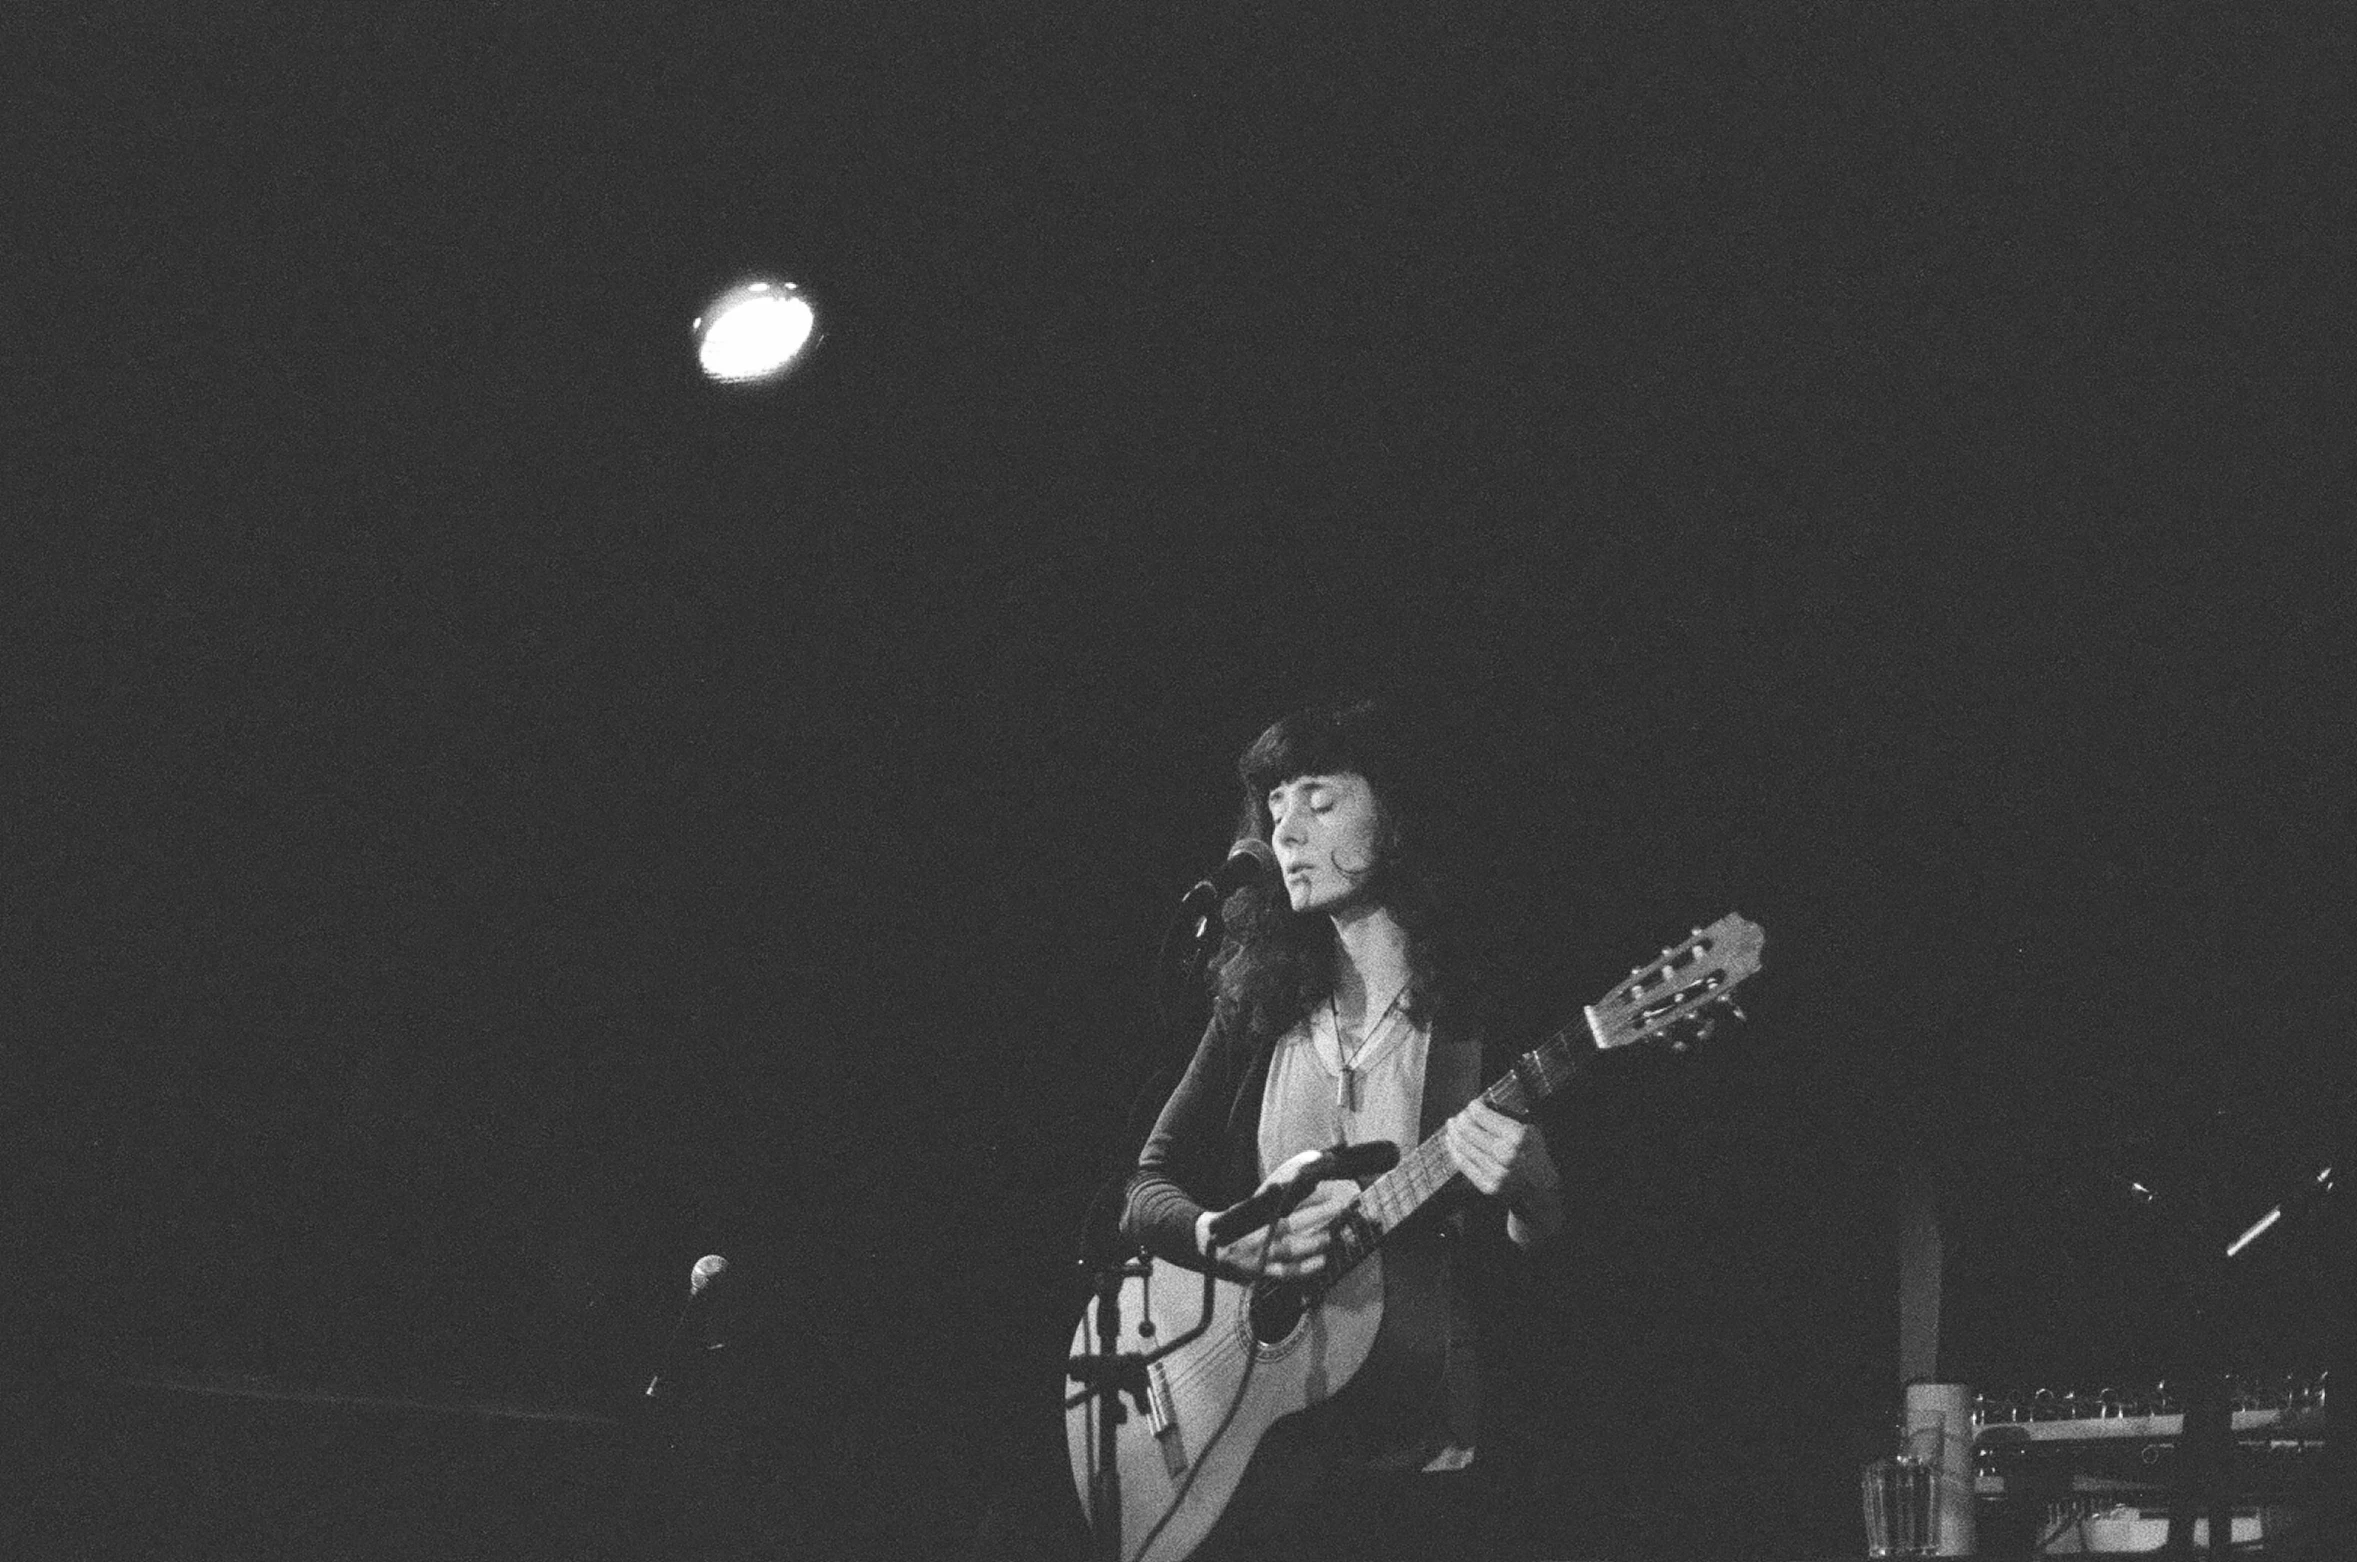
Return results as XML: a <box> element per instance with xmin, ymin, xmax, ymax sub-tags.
<box><xmin>1067</xmin><ymin>1236</ymin><xmax>1450</xmax><ymax>1562</ymax></box>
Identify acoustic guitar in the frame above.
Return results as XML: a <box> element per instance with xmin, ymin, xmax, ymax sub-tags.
<box><xmin>1068</xmin><ymin>913</ymin><xmax>1768</xmax><ymax>1562</ymax></box>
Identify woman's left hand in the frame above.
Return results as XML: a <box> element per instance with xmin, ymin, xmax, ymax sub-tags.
<box><xmin>1446</xmin><ymin>1099</ymin><xmax>1565</xmax><ymax>1246</ymax></box>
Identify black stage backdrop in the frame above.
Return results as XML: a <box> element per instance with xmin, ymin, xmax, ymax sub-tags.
<box><xmin>9</xmin><ymin>5</ymin><xmax>2350</xmax><ymax>1559</ymax></box>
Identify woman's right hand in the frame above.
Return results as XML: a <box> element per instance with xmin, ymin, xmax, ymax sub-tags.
<box><xmin>1195</xmin><ymin>1176</ymin><xmax>1361</xmax><ymax>1283</ymax></box>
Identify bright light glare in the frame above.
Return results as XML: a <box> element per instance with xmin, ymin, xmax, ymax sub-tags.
<box><xmin>696</xmin><ymin>283</ymin><xmax>816</xmax><ymax>383</ymax></box>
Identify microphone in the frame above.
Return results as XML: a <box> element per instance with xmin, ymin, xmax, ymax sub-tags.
<box><xmin>1204</xmin><ymin>1141</ymin><xmax>1399</xmax><ymax>1248</ymax></box>
<box><xmin>1159</xmin><ymin>838</ymin><xmax>1280</xmax><ymax>1023</ymax></box>
<box><xmin>1183</xmin><ymin>837</ymin><xmax>1278</xmax><ymax>910</ymax></box>
<box><xmin>645</xmin><ymin>1254</ymin><xmax>729</xmax><ymax>1399</ymax></box>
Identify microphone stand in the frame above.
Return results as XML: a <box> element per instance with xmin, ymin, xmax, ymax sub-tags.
<box><xmin>1065</xmin><ymin>1248</ymin><xmax>1219</xmax><ymax>1562</ymax></box>
<box><xmin>1064</xmin><ymin>888</ymin><xmax>1225</xmax><ymax>1562</ymax></box>
<box><xmin>2161</xmin><ymin>1231</ymin><xmax>2233</xmax><ymax>1562</ymax></box>
<box><xmin>610</xmin><ymin>1264</ymin><xmax>728</xmax><ymax>1561</ymax></box>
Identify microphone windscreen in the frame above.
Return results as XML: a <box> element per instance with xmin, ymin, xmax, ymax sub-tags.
<box><xmin>1213</xmin><ymin>836</ymin><xmax>1279</xmax><ymax>894</ymax></box>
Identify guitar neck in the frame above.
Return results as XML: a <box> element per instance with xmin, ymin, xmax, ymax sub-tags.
<box><xmin>1346</xmin><ymin>1023</ymin><xmax>1589</xmax><ymax>1250</ymax></box>
<box><xmin>1332</xmin><ymin>911</ymin><xmax>1764</xmax><ymax>1266</ymax></box>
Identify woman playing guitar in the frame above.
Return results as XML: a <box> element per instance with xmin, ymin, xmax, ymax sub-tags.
<box><xmin>1118</xmin><ymin>698</ymin><xmax>1572</xmax><ymax>1561</ymax></box>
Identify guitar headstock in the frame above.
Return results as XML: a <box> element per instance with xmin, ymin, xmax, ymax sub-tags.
<box><xmin>1584</xmin><ymin>912</ymin><xmax>1766</xmax><ymax>1053</ymax></box>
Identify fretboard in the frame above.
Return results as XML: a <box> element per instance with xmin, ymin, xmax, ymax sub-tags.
<box><xmin>1341</xmin><ymin>1020</ymin><xmax>1591</xmax><ymax>1258</ymax></box>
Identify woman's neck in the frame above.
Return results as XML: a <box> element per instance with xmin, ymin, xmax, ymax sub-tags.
<box><xmin>1327</xmin><ymin>901</ymin><xmax>1411</xmax><ymax>1030</ymax></box>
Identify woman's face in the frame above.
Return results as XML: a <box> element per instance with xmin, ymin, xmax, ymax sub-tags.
<box><xmin>1266</xmin><ymin>771</ymin><xmax>1383</xmax><ymax>915</ymax></box>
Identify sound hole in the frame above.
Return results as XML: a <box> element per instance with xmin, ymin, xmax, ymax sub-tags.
<box><xmin>1246</xmin><ymin>1279</ymin><xmax>1308</xmax><ymax>1345</ymax></box>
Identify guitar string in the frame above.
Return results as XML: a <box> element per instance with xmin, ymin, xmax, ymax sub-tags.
<box><xmin>1159</xmin><ymin>1148</ymin><xmax>1432</xmax><ymax>1398</ymax></box>
<box><xmin>1155</xmin><ymin>1135</ymin><xmax>1455</xmax><ymax>1401</ymax></box>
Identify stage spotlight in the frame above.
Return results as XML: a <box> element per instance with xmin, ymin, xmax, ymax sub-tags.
<box><xmin>694</xmin><ymin>278</ymin><xmax>816</xmax><ymax>384</ymax></box>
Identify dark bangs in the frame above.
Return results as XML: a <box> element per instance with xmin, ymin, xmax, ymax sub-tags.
<box><xmin>1235</xmin><ymin>700</ymin><xmax>1403</xmax><ymax>835</ymax></box>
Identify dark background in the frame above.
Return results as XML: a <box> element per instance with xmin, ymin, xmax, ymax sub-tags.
<box><xmin>9</xmin><ymin>3</ymin><xmax>2351</xmax><ymax>1557</ymax></box>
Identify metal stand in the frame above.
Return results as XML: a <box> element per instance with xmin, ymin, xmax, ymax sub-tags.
<box><xmin>607</xmin><ymin>1272</ymin><xmax>730</xmax><ymax>1562</ymax></box>
<box><xmin>1060</xmin><ymin>884</ymin><xmax>1226</xmax><ymax>1562</ymax></box>
<box><xmin>1064</xmin><ymin>1253</ymin><xmax>1217</xmax><ymax>1562</ymax></box>
<box><xmin>2161</xmin><ymin>1260</ymin><xmax>2234</xmax><ymax>1561</ymax></box>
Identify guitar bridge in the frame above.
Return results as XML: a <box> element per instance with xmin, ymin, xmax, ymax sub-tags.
<box><xmin>1146</xmin><ymin>1360</ymin><xmax>1176</xmax><ymax>1440</ymax></box>
<box><xmin>1145</xmin><ymin>1358</ymin><xmax>1189</xmax><ymax>1477</ymax></box>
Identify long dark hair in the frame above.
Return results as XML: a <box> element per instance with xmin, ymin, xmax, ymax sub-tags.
<box><xmin>1209</xmin><ymin>699</ymin><xmax>1487</xmax><ymax>1049</ymax></box>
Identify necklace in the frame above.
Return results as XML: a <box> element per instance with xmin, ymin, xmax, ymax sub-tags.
<box><xmin>1331</xmin><ymin>986</ymin><xmax>1404</xmax><ymax>1119</ymax></box>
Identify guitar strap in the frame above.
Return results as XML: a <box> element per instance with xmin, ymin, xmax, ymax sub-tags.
<box><xmin>1417</xmin><ymin>1017</ymin><xmax>1484</xmax><ymax>1142</ymax></box>
<box><xmin>1415</xmin><ymin>1018</ymin><xmax>1488</xmax><ymax>1467</ymax></box>
<box><xmin>1418</xmin><ymin>1019</ymin><xmax>1485</xmax><ymax>1242</ymax></box>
